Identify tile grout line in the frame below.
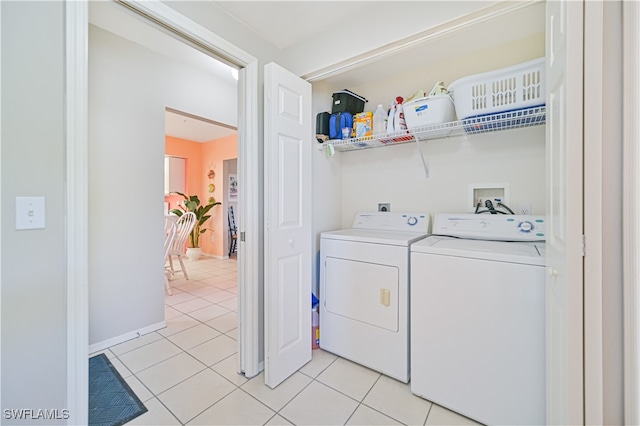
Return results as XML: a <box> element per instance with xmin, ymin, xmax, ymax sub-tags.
<box><xmin>179</xmin><ymin>369</ymin><xmax>240</xmax><ymax>425</ymax></box>
<box><xmin>95</xmin><ymin>257</ymin><xmax>238</xmax><ymax>425</ymax></box>
<box><xmin>357</xmin><ymin>374</ymin><xmax>419</xmax><ymax>426</ymax></box>
<box><xmin>274</xmin><ymin>355</ymin><xmax>364</xmax><ymax>425</ymax></box>
<box><xmin>139</xmin><ymin>285</ymin><xmax>241</xmax><ymax>423</ymax></box>
<box><xmin>121</xmin><ymin>336</ymin><xmax>232</xmax><ymax>422</ymax></box>
<box><xmin>341</xmin><ymin>373</ymin><xmax>383</xmax><ymax>426</ymax></box>
<box><xmin>423</xmin><ymin>401</ymin><xmax>434</xmax><ymax>426</ymax></box>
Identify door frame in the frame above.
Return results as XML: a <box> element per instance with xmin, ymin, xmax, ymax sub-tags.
<box><xmin>583</xmin><ymin>1</ymin><xmax>605</xmax><ymax>422</ymax></box>
<box><xmin>623</xmin><ymin>1</ymin><xmax>640</xmax><ymax>423</ymax></box>
<box><xmin>66</xmin><ymin>1</ymin><xmax>260</xmax><ymax>422</ymax></box>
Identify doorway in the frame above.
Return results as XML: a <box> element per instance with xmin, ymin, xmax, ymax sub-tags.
<box><xmin>68</xmin><ymin>2</ymin><xmax>262</xmax><ymax>420</ymax></box>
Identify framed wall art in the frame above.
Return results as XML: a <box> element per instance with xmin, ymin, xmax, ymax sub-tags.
<box><xmin>228</xmin><ymin>174</ymin><xmax>238</xmax><ymax>201</ymax></box>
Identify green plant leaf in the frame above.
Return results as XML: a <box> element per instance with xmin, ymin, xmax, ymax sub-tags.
<box><xmin>174</xmin><ymin>193</ymin><xmax>221</xmax><ymax>248</ymax></box>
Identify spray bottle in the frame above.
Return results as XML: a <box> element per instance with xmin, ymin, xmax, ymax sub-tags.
<box><xmin>394</xmin><ymin>96</ymin><xmax>407</xmax><ymax>131</ymax></box>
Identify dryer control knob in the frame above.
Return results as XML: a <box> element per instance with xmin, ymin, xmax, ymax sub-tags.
<box><xmin>407</xmin><ymin>216</ymin><xmax>418</xmax><ymax>226</ymax></box>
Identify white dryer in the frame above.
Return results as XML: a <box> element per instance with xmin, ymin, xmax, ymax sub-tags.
<box><xmin>410</xmin><ymin>213</ymin><xmax>546</xmax><ymax>425</ymax></box>
<box><xmin>320</xmin><ymin>212</ymin><xmax>430</xmax><ymax>383</ymax></box>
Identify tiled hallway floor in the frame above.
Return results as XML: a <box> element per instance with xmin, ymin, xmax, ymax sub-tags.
<box><xmin>90</xmin><ymin>256</ymin><xmax>481</xmax><ymax>425</ymax></box>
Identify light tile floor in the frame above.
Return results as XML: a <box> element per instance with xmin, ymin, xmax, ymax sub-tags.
<box><xmin>91</xmin><ymin>256</ymin><xmax>481</xmax><ymax>426</ymax></box>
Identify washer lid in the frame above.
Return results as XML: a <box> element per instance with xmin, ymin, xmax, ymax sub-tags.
<box><xmin>411</xmin><ymin>236</ymin><xmax>545</xmax><ymax>266</ymax></box>
<box><xmin>321</xmin><ymin>228</ymin><xmax>429</xmax><ymax>246</ymax></box>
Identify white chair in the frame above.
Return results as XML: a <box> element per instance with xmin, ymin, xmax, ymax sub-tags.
<box><xmin>167</xmin><ymin>212</ymin><xmax>197</xmax><ymax>279</ymax></box>
<box><xmin>164</xmin><ymin>218</ymin><xmax>177</xmax><ymax>295</ymax></box>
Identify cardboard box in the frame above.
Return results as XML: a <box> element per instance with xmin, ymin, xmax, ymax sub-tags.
<box><xmin>354</xmin><ymin>112</ymin><xmax>373</xmax><ymax>138</ymax></box>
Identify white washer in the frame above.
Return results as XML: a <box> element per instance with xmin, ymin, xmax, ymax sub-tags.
<box><xmin>320</xmin><ymin>212</ymin><xmax>430</xmax><ymax>383</ymax></box>
<box><xmin>411</xmin><ymin>213</ymin><xmax>546</xmax><ymax>426</ymax></box>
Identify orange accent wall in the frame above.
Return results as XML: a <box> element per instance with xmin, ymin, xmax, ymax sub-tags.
<box><xmin>165</xmin><ymin>136</ymin><xmax>202</xmax><ymax>213</ymax></box>
<box><xmin>165</xmin><ymin>134</ymin><xmax>237</xmax><ymax>257</ymax></box>
<box><xmin>201</xmin><ymin>134</ymin><xmax>238</xmax><ymax>256</ymax></box>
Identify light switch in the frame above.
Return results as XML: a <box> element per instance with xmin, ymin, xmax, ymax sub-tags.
<box><xmin>16</xmin><ymin>196</ymin><xmax>46</xmax><ymax>230</ymax></box>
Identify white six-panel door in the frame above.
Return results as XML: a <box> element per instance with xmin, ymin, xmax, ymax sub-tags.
<box><xmin>263</xmin><ymin>62</ymin><xmax>312</xmax><ymax>388</ymax></box>
<box><xmin>545</xmin><ymin>1</ymin><xmax>585</xmax><ymax>424</ymax></box>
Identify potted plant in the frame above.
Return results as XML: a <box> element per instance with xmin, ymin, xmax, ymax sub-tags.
<box><xmin>170</xmin><ymin>192</ymin><xmax>221</xmax><ymax>260</ymax></box>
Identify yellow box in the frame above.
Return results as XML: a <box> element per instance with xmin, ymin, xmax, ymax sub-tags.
<box><xmin>354</xmin><ymin>112</ymin><xmax>373</xmax><ymax>138</ymax></box>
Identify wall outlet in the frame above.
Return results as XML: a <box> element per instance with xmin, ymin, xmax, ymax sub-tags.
<box><xmin>378</xmin><ymin>203</ymin><xmax>391</xmax><ymax>212</ymax></box>
<box><xmin>518</xmin><ymin>203</ymin><xmax>532</xmax><ymax>215</ymax></box>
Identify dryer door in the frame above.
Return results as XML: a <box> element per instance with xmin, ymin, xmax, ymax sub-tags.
<box><xmin>324</xmin><ymin>256</ymin><xmax>399</xmax><ymax>332</ymax></box>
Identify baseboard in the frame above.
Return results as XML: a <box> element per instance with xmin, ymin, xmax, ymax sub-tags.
<box><xmin>201</xmin><ymin>253</ymin><xmax>229</xmax><ymax>260</ymax></box>
<box><xmin>88</xmin><ymin>320</ymin><xmax>166</xmax><ymax>355</ymax></box>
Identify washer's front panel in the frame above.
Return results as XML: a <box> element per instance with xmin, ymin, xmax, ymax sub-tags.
<box><xmin>410</xmin><ymin>251</ymin><xmax>545</xmax><ymax>425</ymax></box>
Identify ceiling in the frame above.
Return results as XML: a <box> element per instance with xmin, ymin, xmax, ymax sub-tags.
<box><xmin>212</xmin><ymin>2</ymin><xmax>372</xmax><ymax>50</ymax></box>
<box><xmin>165</xmin><ymin>110</ymin><xmax>237</xmax><ymax>143</ymax></box>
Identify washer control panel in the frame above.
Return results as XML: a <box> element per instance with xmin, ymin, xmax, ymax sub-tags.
<box><xmin>352</xmin><ymin>212</ymin><xmax>430</xmax><ymax>233</ymax></box>
<box><xmin>432</xmin><ymin>213</ymin><xmax>546</xmax><ymax>241</ymax></box>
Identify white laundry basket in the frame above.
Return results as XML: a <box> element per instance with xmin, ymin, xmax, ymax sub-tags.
<box><xmin>448</xmin><ymin>58</ymin><xmax>546</xmax><ymax>120</ymax></box>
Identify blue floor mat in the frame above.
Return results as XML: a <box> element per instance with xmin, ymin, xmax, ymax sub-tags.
<box><xmin>89</xmin><ymin>353</ymin><xmax>147</xmax><ymax>426</ymax></box>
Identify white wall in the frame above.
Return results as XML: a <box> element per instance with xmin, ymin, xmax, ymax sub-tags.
<box><xmin>1</xmin><ymin>1</ymin><xmax>67</xmax><ymax>419</ymax></box>
<box><xmin>88</xmin><ymin>25</ymin><xmax>237</xmax><ymax>348</ymax></box>
<box><xmin>311</xmin><ymin>82</ymin><xmax>343</xmax><ymax>296</ymax></box>
<box><xmin>312</xmin><ymin>33</ymin><xmax>546</xmax><ymax>228</ymax></box>
<box><xmin>339</xmin><ymin>127</ymin><xmax>545</xmax><ymax>226</ymax></box>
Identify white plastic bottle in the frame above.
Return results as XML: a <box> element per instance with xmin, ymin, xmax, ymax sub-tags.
<box><xmin>386</xmin><ymin>99</ymin><xmax>398</xmax><ymax>134</ymax></box>
<box><xmin>373</xmin><ymin>104</ymin><xmax>387</xmax><ymax>135</ymax></box>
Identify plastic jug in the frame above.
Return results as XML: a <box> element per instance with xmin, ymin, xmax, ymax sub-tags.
<box><xmin>312</xmin><ymin>309</ymin><xmax>320</xmax><ymax>349</ymax></box>
<box><xmin>373</xmin><ymin>104</ymin><xmax>387</xmax><ymax>135</ymax></box>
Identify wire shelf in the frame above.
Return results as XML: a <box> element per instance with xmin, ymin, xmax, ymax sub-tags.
<box><xmin>326</xmin><ymin>106</ymin><xmax>546</xmax><ymax>153</ymax></box>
